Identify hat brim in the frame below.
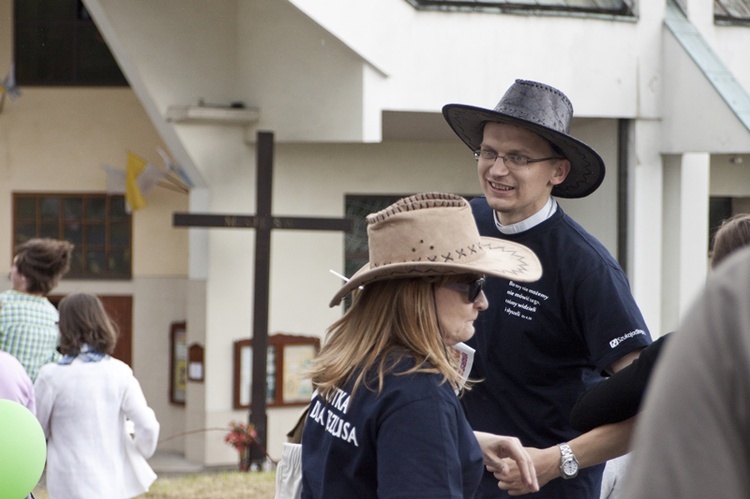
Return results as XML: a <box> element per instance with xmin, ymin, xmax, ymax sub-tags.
<box><xmin>442</xmin><ymin>104</ymin><xmax>605</xmax><ymax>199</ymax></box>
<box><xmin>329</xmin><ymin>236</ymin><xmax>542</xmax><ymax>307</ymax></box>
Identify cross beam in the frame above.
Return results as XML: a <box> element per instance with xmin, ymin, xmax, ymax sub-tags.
<box><xmin>173</xmin><ymin>213</ymin><xmax>353</xmax><ymax>232</ymax></box>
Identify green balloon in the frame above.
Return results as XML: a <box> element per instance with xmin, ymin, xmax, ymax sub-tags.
<box><xmin>0</xmin><ymin>399</ymin><xmax>47</xmax><ymax>499</ymax></box>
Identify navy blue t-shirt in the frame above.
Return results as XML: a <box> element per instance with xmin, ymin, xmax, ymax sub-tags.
<box><xmin>301</xmin><ymin>357</ymin><xmax>483</xmax><ymax>498</ymax></box>
<box><xmin>465</xmin><ymin>197</ymin><xmax>652</xmax><ymax>499</ymax></box>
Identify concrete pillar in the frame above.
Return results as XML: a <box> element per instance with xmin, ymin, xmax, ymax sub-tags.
<box><xmin>185</xmin><ymin>187</ymin><xmax>210</xmax><ymax>464</ymax></box>
<box><xmin>677</xmin><ymin>153</ymin><xmax>710</xmax><ymax>317</ymax></box>
<box><xmin>631</xmin><ymin>119</ymin><xmax>664</xmax><ymax>335</ymax></box>
<box><xmin>661</xmin><ymin>152</ymin><xmax>710</xmax><ymax>332</ymax></box>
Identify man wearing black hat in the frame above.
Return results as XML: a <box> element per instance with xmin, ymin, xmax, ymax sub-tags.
<box><xmin>443</xmin><ymin>79</ymin><xmax>652</xmax><ymax>498</ymax></box>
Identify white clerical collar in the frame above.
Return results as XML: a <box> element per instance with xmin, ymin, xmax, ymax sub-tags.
<box><xmin>494</xmin><ymin>197</ymin><xmax>557</xmax><ymax>234</ymax></box>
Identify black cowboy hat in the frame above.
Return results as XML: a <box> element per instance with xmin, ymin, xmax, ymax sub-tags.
<box><xmin>442</xmin><ymin>79</ymin><xmax>605</xmax><ymax>199</ymax></box>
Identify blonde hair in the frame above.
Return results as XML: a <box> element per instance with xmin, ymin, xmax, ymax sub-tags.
<box><xmin>57</xmin><ymin>293</ymin><xmax>119</xmax><ymax>356</ymax></box>
<box><xmin>711</xmin><ymin>213</ymin><xmax>750</xmax><ymax>268</ymax></box>
<box><xmin>310</xmin><ymin>275</ymin><xmax>472</xmax><ymax>400</ymax></box>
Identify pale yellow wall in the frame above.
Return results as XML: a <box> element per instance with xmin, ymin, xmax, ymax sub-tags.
<box><xmin>0</xmin><ymin>1</ymin><xmax>10</xmax><ymax>66</ymax></box>
<box><xmin>0</xmin><ymin>88</ymin><xmax>188</xmax><ymax>276</ymax></box>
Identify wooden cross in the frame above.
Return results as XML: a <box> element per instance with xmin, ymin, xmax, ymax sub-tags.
<box><xmin>173</xmin><ymin>131</ymin><xmax>353</xmax><ymax>465</ymax></box>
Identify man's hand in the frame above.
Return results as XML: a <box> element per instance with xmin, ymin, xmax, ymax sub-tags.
<box><xmin>474</xmin><ymin>431</ymin><xmax>539</xmax><ymax>494</ymax></box>
<box><xmin>489</xmin><ymin>418</ymin><xmax>637</xmax><ymax>495</ymax></box>
<box><xmin>490</xmin><ymin>446</ymin><xmax>560</xmax><ymax>496</ymax></box>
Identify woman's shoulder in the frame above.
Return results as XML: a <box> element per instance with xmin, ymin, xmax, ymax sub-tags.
<box><xmin>379</xmin><ymin>359</ymin><xmax>452</xmax><ymax>400</ymax></box>
<box><xmin>0</xmin><ymin>291</ymin><xmax>57</xmax><ymax>313</ymax></box>
<box><xmin>100</xmin><ymin>356</ymin><xmax>135</xmax><ymax>376</ymax></box>
<box><xmin>36</xmin><ymin>360</ymin><xmax>62</xmax><ymax>381</ymax></box>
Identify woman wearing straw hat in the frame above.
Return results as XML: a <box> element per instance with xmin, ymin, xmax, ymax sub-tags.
<box><xmin>300</xmin><ymin>193</ymin><xmax>542</xmax><ymax>498</ymax></box>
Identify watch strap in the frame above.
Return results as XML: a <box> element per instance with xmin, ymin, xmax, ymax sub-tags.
<box><xmin>557</xmin><ymin>442</ymin><xmax>579</xmax><ymax>479</ymax></box>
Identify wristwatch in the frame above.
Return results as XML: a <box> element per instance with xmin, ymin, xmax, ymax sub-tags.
<box><xmin>557</xmin><ymin>442</ymin><xmax>579</xmax><ymax>479</ymax></box>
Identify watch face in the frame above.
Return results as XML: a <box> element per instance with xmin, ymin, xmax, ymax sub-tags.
<box><xmin>562</xmin><ymin>459</ymin><xmax>578</xmax><ymax>476</ymax></box>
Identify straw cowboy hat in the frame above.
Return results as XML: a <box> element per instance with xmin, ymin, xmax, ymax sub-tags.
<box><xmin>329</xmin><ymin>192</ymin><xmax>542</xmax><ymax>306</ymax></box>
<box><xmin>442</xmin><ymin>79</ymin><xmax>605</xmax><ymax>199</ymax></box>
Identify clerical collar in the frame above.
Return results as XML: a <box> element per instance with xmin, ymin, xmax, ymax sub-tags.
<box><xmin>494</xmin><ymin>197</ymin><xmax>557</xmax><ymax>234</ymax></box>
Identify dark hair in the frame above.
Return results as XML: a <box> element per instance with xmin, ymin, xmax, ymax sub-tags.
<box><xmin>57</xmin><ymin>293</ymin><xmax>119</xmax><ymax>356</ymax></box>
<box><xmin>14</xmin><ymin>238</ymin><xmax>74</xmax><ymax>295</ymax></box>
<box><xmin>710</xmin><ymin>213</ymin><xmax>750</xmax><ymax>269</ymax></box>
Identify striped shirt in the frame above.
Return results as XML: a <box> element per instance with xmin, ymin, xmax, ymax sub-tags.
<box><xmin>0</xmin><ymin>290</ymin><xmax>61</xmax><ymax>381</ymax></box>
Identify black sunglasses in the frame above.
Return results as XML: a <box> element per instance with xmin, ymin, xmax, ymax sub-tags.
<box><xmin>445</xmin><ymin>276</ymin><xmax>486</xmax><ymax>303</ymax></box>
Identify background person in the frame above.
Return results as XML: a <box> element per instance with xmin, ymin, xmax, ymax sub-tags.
<box><xmin>442</xmin><ymin>79</ymin><xmax>652</xmax><ymax>498</ymax></box>
<box><xmin>35</xmin><ymin>293</ymin><xmax>160</xmax><ymax>499</ymax></box>
<box><xmin>0</xmin><ymin>350</ymin><xmax>35</xmax><ymax>413</ymax></box>
<box><xmin>302</xmin><ymin>192</ymin><xmax>542</xmax><ymax>498</ymax></box>
<box><xmin>709</xmin><ymin>212</ymin><xmax>750</xmax><ymax>266</ymax></box>
<box><xmin>1</xmin><ymin>238</ymin><xmax>74</xmax><ymax>381</ymax></box>
<box><xmin>620</xmin><ymin>244</ymin><xmax>750</xmax><ymax>498</ymax></box>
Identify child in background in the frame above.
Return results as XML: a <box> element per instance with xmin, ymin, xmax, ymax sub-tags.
<box><xmin>35</xmin><ymin>293</ymin><xmax>160</xmax><ymax>499</ymax></box>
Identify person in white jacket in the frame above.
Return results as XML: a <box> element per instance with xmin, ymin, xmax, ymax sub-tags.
<box><xmin>35</xmin><ymin>293</ymin><xmax>160</xmax><ymax>499</ymax></box>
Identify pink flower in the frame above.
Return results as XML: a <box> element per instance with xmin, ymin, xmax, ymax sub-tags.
<box><xmin>224</xmin><ymin>421</ymin><xmax>259</xmax><ymax>453</ymax></box>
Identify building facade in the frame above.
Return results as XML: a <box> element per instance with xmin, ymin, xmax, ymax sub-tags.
<box><xmin>2</xmin><ymin>0</ymin><xmax>750</xmax><ymax>467</ymax></box>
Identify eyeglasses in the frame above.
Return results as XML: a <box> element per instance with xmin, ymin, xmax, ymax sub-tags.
<box><xmin>444</xmin><ymin>277</ymin><xmax>486</xmax><ymax>303</ymax></box>
<box><xmin>474</xmin><ymin>149</ymin><xmax>563</xmax><ymax>169</ymax></box>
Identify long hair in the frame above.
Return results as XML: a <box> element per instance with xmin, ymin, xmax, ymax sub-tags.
<box><xmin>310</xmin><ymin>275</ymin><xmax>468</xmax><ymax>400</ymax></box>
<box><xmin>57</xmin><ymin>293</ymin><xmax>119</xmax><ymax>356</ymax></box>
<box><xmin>711</xmin><ymin>213</ymin><xmax>750</xmax><ymax>268</ymax></box>
<box><xmin>14</xmin><ymin>238</ymin><xmax>74</xmax><ymax>295</ymax></box>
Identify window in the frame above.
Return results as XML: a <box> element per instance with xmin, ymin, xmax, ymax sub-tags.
<box><xmin>708</xmin><ymin>196</ymin><xmax>750</xmax><ymax>254</ymax></box>
<box><xmin>344</xmin><ymin>195</ymin><xmax>405</xmax><ymax>281</ymax></box>
<box><xmin>715</xmin><ymin>0</ymin><xmax>750</xmax><ymax>24</ymax></box>
<box><xmin>233</xmin><ymin>334</ymin><xmax>320</xmax><ymax>409</ymax></box>
<box><xmin>406</xmin><ymin>0</ymin><xmax>635</xmax><ymax>17</ymax></box>
<box><xmin>13</xmin><ymin>0</ymin><xmax>127</xmax><ymax>85</ymax></box>
<box><xmin>13</xmin><ymin>193</ymin><xmax>132</xmax><ymax>279</ymax></box>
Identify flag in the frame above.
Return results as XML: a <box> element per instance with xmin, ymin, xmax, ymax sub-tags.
<box><xmin>126</xmin><ymin>152</ymin><xmax>148</xmax><ymax>212</ymax></box>
<box><xmin>105</xmin><ymin>150</ymin><xmax>181</xmax><ymax>206</ymax></box>
<box><xmin>136</xmin><ymin>163</ymin><xmax>168</xmax><ymax>193</ymax></box>
<box><xmin>157</xmin><ymin>148</ymin><xmax>193</xmax><ymax>190</ymax></box>
<box><xmin>102</xmin><ymin>164</ymin><xmax>126</xmax><ymax>194</ymax></box>
<box><xmin>104</xmin><ymin>157</ymin><xmax>167</xmax><ymax>196</ymax></box>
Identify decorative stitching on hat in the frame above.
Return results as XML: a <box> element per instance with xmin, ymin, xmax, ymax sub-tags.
<box><xmin>367</xmin><ymin>192</ymin><xmax>465</xmax><ymax>224</ymax></box>
<box><xmin>479</xmin><ymin>240</ymin><xmax>535</xmax><ymax>276</ymax></box>
<box><xmin>363</xmin><ymin>268</ymin><xmax>469</xmax><ymax>282</ymax></box>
